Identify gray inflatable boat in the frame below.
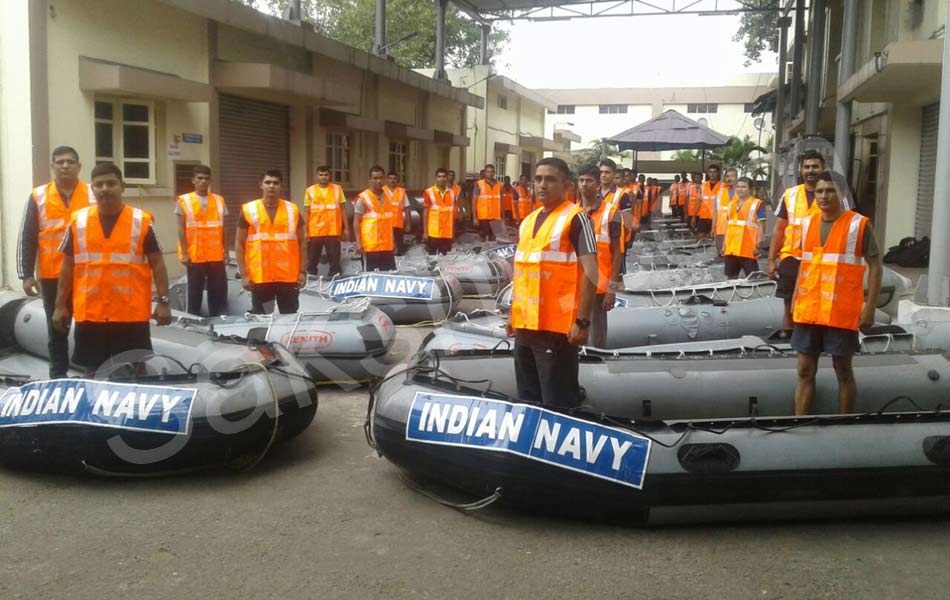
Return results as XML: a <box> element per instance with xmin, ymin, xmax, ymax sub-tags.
<box><xmin>0</xmin><ymin>293</ymin><xmax>317</xmax><ymax>475</ymax></box>
<box><xmin>367</xmin><ymin>349</ymin><xmax>950</xmax><ymax>523</ymax></box>
<box><xmin>398</xmin><ymin>247</ymin><xmax>513</xmax><ymax>298</ymax></box>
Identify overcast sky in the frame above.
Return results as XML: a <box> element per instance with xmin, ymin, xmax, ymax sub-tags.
<box><xmin>494</xmin><ymin>14</ymin><xmax>778</xmax><ymax>88</ymax></box>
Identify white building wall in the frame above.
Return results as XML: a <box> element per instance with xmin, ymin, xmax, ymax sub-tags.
<box><xmin>545</xmin><ymin>105</ymin><xmax>653</xmax><ymax>153</ymax></box>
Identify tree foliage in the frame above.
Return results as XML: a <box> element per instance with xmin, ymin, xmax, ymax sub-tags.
<box><xmin>570</xmin><ymin>138</ymin><xmax>621</xmax><ymax>171</ymax></box>
<box><xmin>671</xmin><ymin>136</ymin><xmax>768</xmax><ymax>176</ymax></box>
<box><xmin>243</xmin><ymin>0</ymin><xmax>508</xmax><ymax>68</ymax></box>
<box><xmin>733</xmin><ymin>1</ymin><xmax>779</xmax><ymax>66</ymax></box>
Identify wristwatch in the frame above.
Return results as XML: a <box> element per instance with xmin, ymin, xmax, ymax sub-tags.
<box><xmin>575</xmin><ymin>317</ymin><xmax>591</xmax><ymax>329</ymax></box>
<box><xmin>157</xmin><ymin>296</ymin><xmax>170</xmax><ymax>305</ymax></box>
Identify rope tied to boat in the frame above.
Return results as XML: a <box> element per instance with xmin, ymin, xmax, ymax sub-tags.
<box><xmin>399</xmin><ymin>472</ymin><xmax>503</xmax><ymax>512</ymax></box>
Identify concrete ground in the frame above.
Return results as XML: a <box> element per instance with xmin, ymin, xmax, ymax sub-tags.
<box><xmin>3</xmin><ymin>299</ymin><xmax>950</xmax><ymax>599</ymax></box>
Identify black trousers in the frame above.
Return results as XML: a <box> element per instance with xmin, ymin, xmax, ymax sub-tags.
<box><xmin>363</xmin><ymin>251</ymin><xmax>396</xmax><ymax>272</ymax></box>
<box><xmin>307</xmin><ymin>236</ymin><xmax>342</xmax><ymax>277</ymax></box>
<box><xmin>723</xmin><ymin>255</ymin><xmax>760</xmax><ymax>279</ymax></box>
<box><xmin>393</xmin><ymin>227</ymin><xmax>406</xmax><ymax>255</ymax></box>
<box><xmin>514</xmin><ymin>330</ymin><xmax>581</xmax><ymax>409</ymax></box>
<box><xmin>73</xmin><ymin>321</ymin><xmax>152</xmax><ymax>375</ymax></box>
<box><xmin>250</xmin><ymin>282</ymin><xmax>300</xmax><ymax>314</ymax></box>
<box><xmin>40</xmin><ymin>278</ymin><xmax>70</xmax><ymax>378</ymax></box>
<box><xmin>186</xmin><ymin>261</ymin><xmax>228</xmax><ymax>316</ymax></box>
<box><xmin>426</xmin><ymin>237</ymin><xmax>453</xmax><ymax>255</ymax></box>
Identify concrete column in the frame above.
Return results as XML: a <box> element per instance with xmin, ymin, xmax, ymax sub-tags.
<box><xmin>804</xmin><ymin>0</ymin><xmax>827</xmax><ymax>135</ymax></box>
<box><xmin>926</xmin><ymin>0</ymin><xmax>950</xmax><ymax>305</ymax></box>
<box><xmin>373</xmin><ymin>0</ymin><xmax>386</xmax><ymax>56</ymax></box>
<box><xmin>479</xmin><ymin>24</ymin><xmax>490</xmax><ymax>65</ymax></box>
<box><xmin>789</xmin><ymin>0</ymin><xmax>805</xmax><ymax>119</ymax></box>
<box><xmin>435</xmin><ymin>0</ymin><xmax>447</xmax><ymax>79</ymax></box>
<box><xmin>773</xmin><ymin>16</ymin><xmax>791</xmax><ymax>201</ymax></box>
<box><xmin>833</xmin><ymin>0</ymin><xmax>859</xmax><ymax>177</ymax></box>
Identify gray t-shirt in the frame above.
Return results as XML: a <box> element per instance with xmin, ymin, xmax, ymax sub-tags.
<box><xmin>818</xmin><ymin>219</ymin><xmax>880</xmax><ymax>258</ymax></box>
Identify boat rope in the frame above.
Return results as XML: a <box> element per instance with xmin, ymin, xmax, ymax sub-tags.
<box><xmin>226</xmin><ymin>361</ymin><xmax>282</xmax><ymax>472</ymax></box>
<box><xmin>398</xmin><ymin>472</ymin><xmax>503</xmax><ymax>512</ymax></box>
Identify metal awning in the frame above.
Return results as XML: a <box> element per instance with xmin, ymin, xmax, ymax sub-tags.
<box><xmin>454</xmin><ymin>0</ymin><xmax>796</xmax><ymax>22</ymax></box>
<box><xmin>214</xmin><ymin>62</ymin><xmax>356</xmax><ymax>105</ymax></box>
<box><xmin>78</xmin><ymin>57</ymin><xmax>211</xmax><ymax>102</ymax></box>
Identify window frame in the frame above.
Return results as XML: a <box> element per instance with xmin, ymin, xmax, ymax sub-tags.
<box><xmin>94</xmin><ymin>97</ymin><xmax>156</xmax><ymax>185</ymax></box>
<box><xmin>497</xmin><ymin>94</ymin><xmax>508</xmax><ymax>110</ymax></box>
<box><xmin>388</xmin><ymin>141</ymin><xmax>408</xmax><ymax>183</ymax></box>
<box><xmin>325</xmin><ymin>131</ymin><xmax>351</xmax><ymax>184</ymax></box>
<box><xmin>556</xmin><ymin>105</ymin><xmax>575</xmax><ymax>114</ymax></box>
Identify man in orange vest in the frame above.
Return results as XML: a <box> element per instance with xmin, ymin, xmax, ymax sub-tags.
<box><xmin>305</xmin><ymin>164</ymin><xmax>351</xmax><ymax>278</ymax></box>
<box><xmin>600</xmin><ymin>160</ymin><xmax>634</xmax><ymax>274</ymax></box>
<box><xmin>472</xmin><ymin>163</ymin><xmax>502</xmax><ymax>241</ymax></box>
<box><xmin>175</xmin><ymin>164</ymin><xmax>228</xmax><ymax>316</ymax></box>
<box><xmin>692</xmin><ymin>164</ymin><xmax>721</xmax><ymax>239</ymax></box>
<box><xmin>668</xmin><ymin>174</ymin><xmax>681</xmax><ymax>220</ymax></box>
<box><xmin>447</xmin><ymin>170</ymin><xmax>463</xmax><ymax>223</ymax></box>
<box><xmin>235</xmin><ymin>169</ymin><xmax>307</xmax><ymax>314</ymax></box>
<box><xmin>686</xmin><ymin>172</ymin><xmax>702</xmax><ymax>229</ymax></box>
<box><xmin>791</xmin><ymin>172</ymin><xmax>882</xmax><ymax>415</ymax></box>
<box><xmin>506</xmin><ymin>157</ymin><xmax>599</xmax><ymax>408</ymax></box>
<box><xmin>353</xmin><ymin>165</ymin><xmax>396</xmax><ymax>271</ymax></box>
<box><xmin>578</xmin><ymin>164</ymin><xmax>622</xmax><ymax>349</ymax></box>
<box><xmin>422</xmin><ymin>168</ymin><xmax>455</xmax><ymax>255</ymax></box>
<box><xmin>384</xmin><ymin>172</ymin><xmax>411</xmax><ymax>255</ymax></box>
<box><xmin>18</xmin><ymin>146</ymin><xmax>95</xmax><ymax>377</ymax></box>
<box><xmin>501</xmin><ymin>175</ymin><xmax>515</xmax><ymax>222</ymax></box>
<box><xmin>52</xmin><ymin>163</ymin><xmax>171</xmax><ymax>374</ymax></box>
<box><xmin>514</xmin><ymin>174</ymin><xmax>533</xmax><ymax>223</ymax></box>
<box><xmin>714</xmin><ymin>167</ymin><xmax>738</xmax><ymax>254</ymax></box>
<box><xmin>723</xmin><ymin>177</ymin><xmax>768</xmax><ymax>278</ymax></box>
<box><xmin>768</xmin><ymin>150</ymin><xmax>828</xmax><ymax>331</ymax></box>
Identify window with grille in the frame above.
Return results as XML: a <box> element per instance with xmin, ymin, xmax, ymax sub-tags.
<box><xmin>325</xmin><ymin>133</ymin><xmax>350</xmax><ymax>183</ymax></box>
<box><xmin>687</xmin><ymin>103</ymin><xmax>718</xmax><ymax>114</ymax></box>
<box><xmin>598</xmin><ymin>104</ymin><xmax>628</xmax><ymax>114</ymax></box>
<box><xmin>389</xmin><ymin>142</ymin><xmax>407</xmax><ymax>182</ymax></box>
<box><xmin>556</xmin><ymin>105</ymin><xmax>575</xmax><ymax>114</ymax></box>
<box><xmin>94</xmin><ymin>99</ymin><xmax>155</xmax><ymax>184</ymax></box>
<box><xmin>497</xmin><ymin>94</ymin><xmax>508</xmax><ymax>110</ymax></box>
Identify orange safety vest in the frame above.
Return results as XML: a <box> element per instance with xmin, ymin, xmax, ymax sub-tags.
<box><xmin>603</xmin><ymin>186</ymin><xmax>632</xmax><ymax>242</ymax></box>
<box><xmin>699</xmin><ymin>181</ymin><xmax>720</xmax><ymax>219</ymax></box>
<box><xmin>724</xmin><ymin>197</ymin><xmax>763</xmax><ymax>259</ymax></box>
<box><xmin>792</xmin><ymin>211</ymin><xmax>869</xmax><ymax>331</ymax></box>
<box><xmin>588</xmin><ymin>199</ymin><xmax>619</xmax><ymax>294</ymax></box>
<box><xmin>515</xmin><ymin>185</ymin><xmax>532</xmax><ymax>219</ymax></box>
<box><xmin>475</xmin><ymin>179</ymin><xmax>502</xmax><ymax>220</ymax></box>
<box><xmin>715</xmin><ymin>186</ymin><xmax>735</xmax><ymax>236</ymax></box>
<box><xmin>242</xmin><ymin>199</ymin><xmax>301</xmax><ymax>284</ymax></box>
<box><xmin>779</xmin><ymin>184</ymin><xmax>821</xmax><ymax>261</ymax></box>
<box><xmin>425</xmin><ymin>185</ymin><xmax>455</xmax><ymax>239</ymax></box>
<box><xmin>177</xmin><ymin>192</ymin><xmax>225</xmax><ymax>263</ymax></box>
<box><xmin>384</xmin><ymin>186</ymin><xmax>407</xmax><ymax>229</ymax></box>
<box><xmin>306</xmin><ymin>183</ymin><xmax>344</xmax><ymax>237</ymax></box>
<box><xmin>70</xmin><ymin>204</ymin><xmax>153</xmax><ymax>323</ymax></box>
<box><xmin>669</xmin><ymin>182</ymin><xmax>680</xmax><ymax>206</ymax></box>
<box><xmin>686</xmin><ymin>184</ymin><xmax>701</xmax><ymax>217</ymax></box>
<box><xmin>451</xmin><ymin>184</ymin><xmax>462</xmax><ymax>218</ymax></box>
<box><xmin>358</xmin><ymin>189</ymin><xmax>394</xmax><ymax>253</ymax></box>
<box><xmin>502</xmin><ymin>187</ymin><xmax>515</xmax><ymax>214</ymax></box>
<box><xmin>511</xmin><ymin>200</ymin><xmax>583</xmax><ymax>335</ymax></box>
<box><xmin>32</xmin><ymin>181</ymin><xmax>95</xmax><ymax>279</ymax></box>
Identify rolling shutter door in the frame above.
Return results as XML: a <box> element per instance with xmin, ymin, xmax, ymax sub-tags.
<box><xmin>915</xmin><ymin>103</ymin><xmax>939</xmax><ymax>239</ymax></box>
<box><xmin>219</xmin><ymin>95</ymin><xmax>290</xmax><ymax>243</ymax></box>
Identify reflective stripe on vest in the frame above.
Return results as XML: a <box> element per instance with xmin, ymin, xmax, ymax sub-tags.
<box><xmin>359</xmin><ymin>190</ymin><xmax>394</xmax><ymax>253</ymax></box>
<box><xmin>779</xmin><ymin>185</ymin><xmax>820</xmax><ymax>261</ymax></box>
<box><xmin>792</xmin><ymin>211</ymin><xmax>868</xmax><ymax>331</ymax></box>
<box><xmin>178</xmin><ymin>192</ymin><xmax>225</xmax><ymax>263</ymax></box>
<box><xmin>72</xmin><ymin>205</ymin><xmax>152</xmax><ymax>322</ymax></box>
<box><xmin>476</xmin><ymin>179</ymin><xmax>502</xmax><ymax>220</ymax></box>
<box><xmin>724</xmin><ymin>198</ymin><xmax>762</xmax><ymax>259</ymax></box>
<box><xmin>425</xmin><ymin>186</ymin><xmax>455</xmax><ymax>239</ymax></box>
<box><xmin>306</xmin><ymin>183</ymin><xmax>344</xmax><ymax>237</ymax></box>
<box><xmin>384</xmin><ymin>186</ymin><xmax>407</xmax><ymax>228</ymax></box>
<box><xmin>243</xmin><ymin>199</ymin><xmax>300</xmax><ymax>284</ymax></box>
<box><xmin>511</xmin><ymin>201</ymin><xmax>583</xmax><ymax>334</ymax></box>
<box><xmin>590</xmin><ymin>199</ymin><xmax>617</xmax><ymax>294</ymax></box>
<box><xmin>32</xmin><ymin>181</ymin><xmax>96</xmax><ymax>278</ymax></box>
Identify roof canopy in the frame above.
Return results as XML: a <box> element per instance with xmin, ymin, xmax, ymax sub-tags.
<box><xmin>455</xmin><ymin>0</ymin><xmax>791</xmax><ymax>23</ymax></box>
<box><xmin>606</xmin><ymin>110</ymin><xmax>731</xmax><ymax>152</ymax></box>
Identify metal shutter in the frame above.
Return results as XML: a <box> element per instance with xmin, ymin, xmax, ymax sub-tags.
<box><xmin>915</xmin><ymin>103</ymin><xmax>939</xmax><ymax>239</ymax></box>
<box><xmin>219</xmin><ymin>95</ymin><xmax>290</xmax><ymax>244</ymax></box>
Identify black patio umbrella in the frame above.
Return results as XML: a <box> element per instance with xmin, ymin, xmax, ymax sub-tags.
<box><xmin>607</xmin><ymin>110</ymin><xmax>732</xmax><ymax>170</ymax></box>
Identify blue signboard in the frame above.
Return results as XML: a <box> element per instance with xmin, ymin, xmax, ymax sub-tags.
<box><xmin>405</xmin><ymin>392</ymin><xmax>651</xmax><ymax>489</ymax></box>
<box><xmin>484</xmin><ymin>244</ymin><xmax>516</xmax><ymax>260</ymax></box>
<box><xmin>181</xmin><ymin>133</ymin><xmax>203</xmax><ymax>144</ymax></box>
<box><xmin>0</xmin><ymin>379</ymin><xmax>195</xmax><ymax>435</ymax></box>
<box><xmin>330</xmin><ymin>274</ymin><xmax>434</xmax><ymax>300</ymax></box>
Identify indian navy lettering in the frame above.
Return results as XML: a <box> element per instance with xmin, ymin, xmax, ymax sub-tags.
<box><xmin>329</xmin><ymin>273</ymin><xmax>435</xmax><ymax>300</ymax></box>
<box><xmin>405</xmin><ymin>392</ymin><xmax>651</xmax><ymax>489</ymax></box>
<box><xmin>0</xmin><ymin>379</ymin><xmax>195</xmax><ymax>435</ymax></box>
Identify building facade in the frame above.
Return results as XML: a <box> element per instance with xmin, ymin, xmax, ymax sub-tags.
<box><xmin>0</xmin><ymin>0</ymin><xmax>480</xmax><ymax>286</ymax></box>
<box><xmin>538</xmin><ymin>76</ymin><xmax>774</xmax><ymax>164</ymax></box>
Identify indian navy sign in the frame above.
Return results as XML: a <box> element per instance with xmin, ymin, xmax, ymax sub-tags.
<box><xmin>330</xmin><ymin>274</ymin><xmax>434</xmax><ymax>300</ymax></box>
<box><xmin>405</xmin><ymin>392</ymin><xmax>651</xmax><ymax>489</ymax></box>
<box><xmin>483</xmin><ymin>244</ymin><xmax>516</xmax><ymax>260</ymax></box>
<box><xmin>0</xmin><ymin>379</ymin><xmax>195</xmax><ymax>435</ymax></box>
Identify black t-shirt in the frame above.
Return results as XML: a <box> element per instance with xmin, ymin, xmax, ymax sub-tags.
<box><xmin>776</xmin><ymin>188</ymin><xmax>816</xmax><ymax>220</ymax></box>
<box><xmin>529</xmin><ymin>211</ymin><xmax>596</xmax><ymax>257</ymax></box>
<box><xmin>60</xmin><ymin>211</ymin><xmax>162</xmax><ymax>256</ymax></box>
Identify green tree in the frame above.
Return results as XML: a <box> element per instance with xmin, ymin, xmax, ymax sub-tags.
<box><xmin>244</xmin><ymin>0</ymin><xmax>508</xmax><ymax>68</ymax></box>
<box><xmin>733</xmin><ymin>0</ymin><xmax>779</xmax><ymax>66</ymax></box>
<box><xmin>671</xmin><ymin>136</ymin><xmax>768</xmax><ymax>175</ymax></box>
<box><xmin>570</xmin><ymin>138</ymin><xmax>621</xmax><ymax>172</ymax></box>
